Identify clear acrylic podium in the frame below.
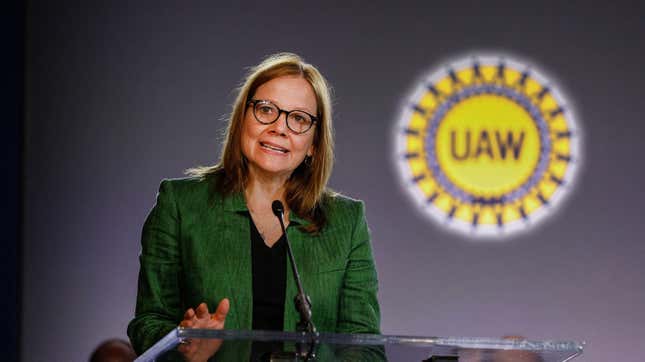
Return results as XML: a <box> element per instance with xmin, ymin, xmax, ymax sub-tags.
<box><xmin>135</xmin><ymin>328</ymin><xmax>583</xmax><ymax>361</ymax></box>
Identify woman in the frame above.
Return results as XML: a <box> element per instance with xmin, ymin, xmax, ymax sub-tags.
<box><xmin>127</xmin><ymin>53</ymin><xmax>381</xmax><ymax>361</ymax></box>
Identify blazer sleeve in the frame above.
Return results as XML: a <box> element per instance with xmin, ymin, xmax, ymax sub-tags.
<box><xmin>336</xmin><ymin>200</ymin><xmax>381</xmax><ymax>334</ymax></box>
<box><xmin>127</xmin><ymin>180</ymin><xmax>184</xmax><ymax>355</ymax></box>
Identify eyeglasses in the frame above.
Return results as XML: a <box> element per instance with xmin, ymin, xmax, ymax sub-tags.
<box><xmin>247</xmin><ymin>99</ymin><xmax>318</xmax><ymax>134</ymax></box>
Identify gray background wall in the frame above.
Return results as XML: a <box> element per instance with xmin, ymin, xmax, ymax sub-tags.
<box><xmin>25</xmin><ymin>1</ymin><xmax>644</xmax><ymax>361</ymax></box>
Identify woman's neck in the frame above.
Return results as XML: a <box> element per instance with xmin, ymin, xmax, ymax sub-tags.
<box><xmin>244</xmin><ymin>170</ymin><xmax>289</xmax><ymax>214</ymax></box>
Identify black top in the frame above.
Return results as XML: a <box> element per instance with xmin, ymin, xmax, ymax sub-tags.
<box><xmin>250</xmin><ymin>216</ymin><xmax>287</xmax><ymax>360</ymax></box>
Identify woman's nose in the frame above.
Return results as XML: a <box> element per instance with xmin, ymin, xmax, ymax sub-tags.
<box><xmin>268</xmin><ymin>111</ymin><xmax>289</xmax><ymax>135</ymax></box>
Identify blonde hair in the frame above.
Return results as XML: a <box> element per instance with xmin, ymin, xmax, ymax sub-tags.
<box><xmin>188</xmin><ymin>52</ymin><xmax>334</xmax><ymax>232</ymax></box>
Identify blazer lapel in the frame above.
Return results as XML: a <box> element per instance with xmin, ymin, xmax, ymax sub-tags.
<box><xmin>221</xmin><ymin>192</ymin><xmax>253</xmax><ymax>330</ymax></box>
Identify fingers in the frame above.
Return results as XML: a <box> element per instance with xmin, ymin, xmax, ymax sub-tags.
<box><xmin>182</xmin><ymin>298</ymin><xmax>230</xmax><ymax>328</ymax></box>
<box><xmin>196</xmin><ymin>302</ymin><xmax>210</xmax><ymax>319</ymax></box>
<box><xmin>180</xmin><ymin>308</ymin><xmax>196</xmax><ymax>328</ymax></box>
<box><xmin>183</xmin><ymin>308</ymin><xmax>195</xmax><ymax>320</ymax></box>
<box><xmin>212</xmin><ymin>298</ymin><xmax>230</xmax><ymax>323</ymax></box>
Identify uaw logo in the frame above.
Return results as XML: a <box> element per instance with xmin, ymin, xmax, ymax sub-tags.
<box><xmin>395</xmin><ymin>56</ymin><xmax>580</xmax><ymax>238</ymax></box>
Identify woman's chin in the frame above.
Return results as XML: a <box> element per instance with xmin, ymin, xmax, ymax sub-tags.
<box><xmin>249</xmin><ymin>163</ymin><xmax>295</xmax><ymax>179</ymax></box>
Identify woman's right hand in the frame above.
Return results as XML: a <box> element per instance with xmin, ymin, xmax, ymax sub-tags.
<box><xmin>178</xmin><ymin>298</ymin><xmax>230</xmax><ymax>362</ymax></box>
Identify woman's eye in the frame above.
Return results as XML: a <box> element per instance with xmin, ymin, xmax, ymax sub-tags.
<box><xmin>291</xmin><ymin>113</ymin><xmax>309</xmax><ymax>124</ymax></box>
<box><xmin>259</xmin><ymin>106</ymin><xmax>274</xmax><ymax>114</ymax></box>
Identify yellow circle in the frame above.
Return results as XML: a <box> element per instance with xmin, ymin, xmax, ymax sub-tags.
<box><xmin>435</xmin><ymin>93</ymin><xmax>541</xmax><ymax>198</ymax></box>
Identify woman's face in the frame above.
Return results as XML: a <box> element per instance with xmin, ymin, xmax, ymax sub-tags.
<box><xmin>241</xmin><ymin>75</ymin><xmax>317</xmax><ymax>181</ymax></box>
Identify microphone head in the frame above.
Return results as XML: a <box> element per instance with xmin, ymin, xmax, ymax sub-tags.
<box><xmin>271</xmin><ymin>200</ymin><xmax>284</xmax><ymax>217</ymax></box>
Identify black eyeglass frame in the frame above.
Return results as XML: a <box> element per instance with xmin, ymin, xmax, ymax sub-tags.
<box><xmin>247</xmin><ymin>99</ymin><xmax>318</xmax><ymax>134</ymax></box>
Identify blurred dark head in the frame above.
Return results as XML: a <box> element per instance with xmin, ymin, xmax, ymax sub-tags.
<box><xmin>89</xmin><ymin>339</ymin><xmax>136</xmax><ymax>362</ymax></box>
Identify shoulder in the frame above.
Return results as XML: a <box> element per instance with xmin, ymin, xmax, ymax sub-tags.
<box><xmin>155</xmin><ymin>175</ymin><xmax>216</xmax><ymax>206</ymax></box>
<box><xmin>159</xmin><ymin>176</ymin><xmax>209</xmax><ymax>194</ymax></box>
<box><xmin>322</xmin><ymin>191</ymin><xmax>364</xmax><ymax>209</ymax></box>
<box><xmin>320</xmin><ymin>190</ymin><xmax>366</xmax><ymax>226</ymax></box>
<box><xmin>314</xmin><ymin>191</ymin><xmax>372</xmax><ymax>253</ymax></box>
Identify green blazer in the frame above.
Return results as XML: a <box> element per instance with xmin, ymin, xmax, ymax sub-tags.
<box><xmin>127</xmin><ymin>176</ymin><xmax>381</xmax><ymax>357</ymax></box>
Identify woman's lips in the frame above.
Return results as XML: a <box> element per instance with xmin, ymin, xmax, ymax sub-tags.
<box><xmin>259</xmin><ymin>142</ymin><xmax>289</xmax><ymax>153</ymax></box>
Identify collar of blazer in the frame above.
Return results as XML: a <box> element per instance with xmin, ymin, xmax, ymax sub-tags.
<box><xmin>221</xmin><ymin>191</ymin><xmax>311</xmax><ymax>227</ymax></box>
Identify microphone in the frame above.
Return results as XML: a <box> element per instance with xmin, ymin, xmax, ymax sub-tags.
<box><xmin>271</xmin><ymin>200</ymin><xmax>316</xmax><ymax>335</ymax></box>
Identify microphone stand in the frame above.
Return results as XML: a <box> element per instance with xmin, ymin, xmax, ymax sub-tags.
<box><xmin>272</xmin><ymin>201</ymin><xmax>318</xmax><ymax>361</ymax></box>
